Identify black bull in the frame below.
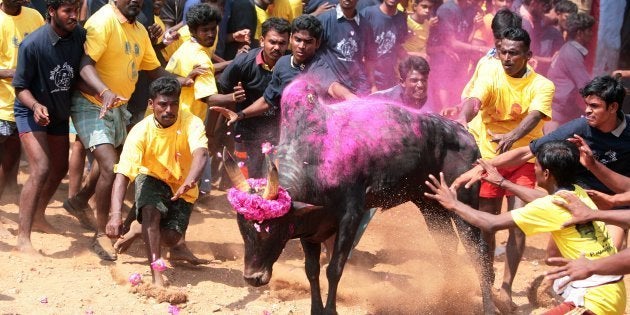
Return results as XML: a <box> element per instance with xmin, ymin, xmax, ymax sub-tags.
<box><xmin>223</xmin><ymin>79</ymin><xmax>494</xmax><ymax>314</ymax></box>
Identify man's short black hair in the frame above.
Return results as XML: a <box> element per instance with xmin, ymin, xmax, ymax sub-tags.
<box><xmin>291</xmin><ymin>14</ymin><xmax>323</xmax><ymax>40</ymax></box>
<box><xmin>262</xmin><ymin>17</ymin><xmax>291</xmax><ymax>37</ymax></box>
<box><xmin>150</xmin><ymin>76</ymin><xmax>181</xmax><ymax>100</ymax></box>
<box><xmin>45</xmin><ymin>0</ymin><xmax>79</xmax><ymax>20</ymax></box>
<box><xmin>554</xmin><ymin>0</ymin><xmax>578</xmax><ymax>14</ymax></box>
<box><xmin>501</xmin><ymin>27</ymin><xmax>531</xmax><ymax>51</ymax></box>
<box><xmin>186</xmin><ymin>3</ymin><xmax>222</xmax><ymax>33</ymax></box>
<box><xmin>535</xmin><ymin>140</ymin><xmax>579</xmax><ymax>188</ymax></box>
<box><xmin>566</xmin><ymin>13</ymin><xmax>594</xmax><ymax>39</ymax></box>
<box><xmin>580</xmin><ymin>76</ymin><xmax>626</xmax><ymax>114</ymax></box>
<box><xmin>398</xmin><ymin>56</ymin><xmax>430</xmax><ymax>80</ymax></box>
<box><xmin>491</xmin><ymin>9</ymin><xmax>523</xmax><ymax>40</ymax></box>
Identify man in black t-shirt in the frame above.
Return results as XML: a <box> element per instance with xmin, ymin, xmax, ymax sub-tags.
<box><xmin>11</xmin><ymin>0</ymin><xmax>86</xmax><ymax>254</ymax></box>
<box><xmin>218</xmin><ymin>18</ymin><xmax>291</xmax><ymax>178</ymax></box>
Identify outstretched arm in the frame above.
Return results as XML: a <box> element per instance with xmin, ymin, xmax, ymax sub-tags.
<box><xmin>552</xmin><ymin>191</ymin><xmax>630</xmax><ymax>229</ymax></box>
<box><xmin>424</xmin><ymin>172</ymin><xmax>518</xmax><ymax>233</ymax></box>
<box><xmin>451</xmin><ymin>146</ymin><xmax>534</xmax><ymax>190</ymax></box>
<box><xmin>106</xmin><ymin>173</ymin><xmax>131</xmax><ymax>238</ymax></box>
<box><xmin>569</xmin><ymin>134</ymin><xmax>630</xmax><ymax>193</ymax></box>
<box><xmin>491</xmin><ymin>110</ymin><xmax>545</xmax><ymax>154</ymax></box>
<box><xmin>477</xmin><ymin>159</ymin><xmax>547</xmax><ymax>203</ymax></box>
<box><xmin>546</xmin><ymin>250</ymin><xmax>630</xmax><ymax>282</ymax></box>
<box><xmin>172</xmin><ymin>148</ymin><xmax>209</xmax><ymax>200</ymax></box>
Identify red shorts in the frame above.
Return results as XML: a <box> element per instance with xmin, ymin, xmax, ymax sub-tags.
<box><xmin>542</xmin><ymin>302</ymin><xmax>595</xmax><ymax>315</ymax></box>
<box><xmin>479</xmin><ymin>163</ymin><xmax>535</xmax><ymax>198</ymax></box>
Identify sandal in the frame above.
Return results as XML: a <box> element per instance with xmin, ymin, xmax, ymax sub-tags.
<box><xmin>63</xmin><ymin>199</ymin><xmax>95</xmax><ymax>231</ymax></box>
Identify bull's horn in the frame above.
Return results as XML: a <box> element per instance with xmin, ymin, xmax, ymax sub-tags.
<box><xmin>222</xmin><ymin>147</ymin><xmax>251</xmax><ymax>192</ymax></box>
<box><xmin>262</xmin><ymin>157</ymin><xmax>279</xmax><ymax>200</ymax></box>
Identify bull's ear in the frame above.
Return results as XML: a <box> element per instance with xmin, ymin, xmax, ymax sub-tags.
<box><xmin>291</xmin><ymin>201</ymin><xmax>323</xmax><ymax>217</ymax></box>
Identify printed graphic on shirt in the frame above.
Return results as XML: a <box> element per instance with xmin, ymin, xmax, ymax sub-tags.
<box><xmin>49</xmin><ymin>62</ymin><xmax>74</xmax><ymax>93</ymax></box>
<box><xmin>336</xmin><ymin>37</ymin><xmax>358</xmax><ymax>62</ymax></box>
<box><xmin>375</xmin><ymin>30</ymin><xmax>396</xmax><ymax>56</ymax></box>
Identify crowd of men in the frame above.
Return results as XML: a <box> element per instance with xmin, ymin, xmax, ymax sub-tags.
<box><xmin>1</xmin><ymin>0</ymin><xmax>630</xmax><ymax>312</ymax></box>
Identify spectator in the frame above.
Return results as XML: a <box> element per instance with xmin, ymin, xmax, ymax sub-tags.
<box><xmin>449</xmin><ymin>27</ymin><xmax>554</xmax><ymax>313</ymax></box>
<box><xmin>362</xmin><ymin>0</ymin><xmax>409</xmax><ymax>91</ymax></box>
<box><xmin>371</xmin><ymin>55</ymin><xmax>432</xmax><ymax>110</ymax></box>
<box><xmin>217</xmin><ymin>17</ymin><xmax>291</xmax><ymax>178</ymax></box>
<box><xmin>425</xmin><ymin>140</ymin><xmax>626</xmax><ymax>315</ymax></box>
<box><xmin>105</xmin><ymin>77</ymin><xmax>209</xmax><ymax>286</ymax></box>
<box><xmin>402</xmin><ymin>0</ymin><xmax>438</xmax><ymax>58</ymax></box>
<box><xmin>544</xmin><ymin>12</ymin><xmax>594</xmax><ymax>133</ymax></box>
<box><xmin>12</xmin><ymin>0</ymin><xmax>85</xmax><ymax>254</ymax></box>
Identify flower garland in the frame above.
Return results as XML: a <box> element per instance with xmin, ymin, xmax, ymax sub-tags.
<box><xmin>227</xmin><ymin>178</ymin><xmax>292</xmax><ymax>222</ymax></box>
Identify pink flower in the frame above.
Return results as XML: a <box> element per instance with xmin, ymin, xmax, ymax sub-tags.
<box><xmin>151</xmin><ymin>258</ymin><xmax>168</xmax><ymax>272</ymax></box>
<box><xmin>261</xmin><ymin>142</ymin><xmax>274</xmax><ymax>154</ymax></box>
<box><xmin>168</xmin><ymin>304</ymin><xmax>180</xmax><ymax>315</ymax></box>
<box><xmin>128</xmin><ymin>273</ymin><xmax>142</xmax><ymax>286</ymax></box>
<box><xmin>227</xmin><ymin>178</ymin><xmax>292</xmax><ymax>222</ymax></box>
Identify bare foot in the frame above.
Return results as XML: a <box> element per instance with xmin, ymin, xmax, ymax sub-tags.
<box><xmin>14</xmin><ymin>239</ymin><xmax>42</xmax><ymax>257</ymax></box>
<box><xmin>169</xmin><ymin>244</ymin><xmax>210</xmax><ymax>265</ymax></box>
<box><xmin>32</xmin><ymin>219</ymin><xmax>59</xmax><ymax>234</ymax></box>
<box><xmin>113</xmin><ymin>221</ymin><xmax>141</xmax><ymax>254</ymax></box>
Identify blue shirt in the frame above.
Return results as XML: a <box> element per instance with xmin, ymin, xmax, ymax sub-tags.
<box><xmin>318</xmin><ymin>5</ymin><xmax>369</xmax><ymax>94</ymax></box>
<box><xmin>530</xmin><ymin>115</ymin><xmax>630</xmax><ymax>194</ymax></box>
<box><xmin>361</xmin><ymin>5</ymin><xmax>408</xmax><ymax>90</ymax></box>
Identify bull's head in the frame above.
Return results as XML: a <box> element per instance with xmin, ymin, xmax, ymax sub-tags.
<box><xmin>223</xmin><ymin>148</ymin><xmax>317</xmax><ymax>287</ymax></box>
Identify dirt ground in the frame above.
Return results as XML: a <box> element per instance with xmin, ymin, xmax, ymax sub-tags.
<box><xmin>1</xmin><ymin>165</ymin><xmax>629</xmax><ymax>314</ymax></box>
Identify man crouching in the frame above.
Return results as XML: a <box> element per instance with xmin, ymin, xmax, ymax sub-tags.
<box><xmin>105</xmin><ymin>77</ymin><xmax>209</xmax><ymax>286</ymax></box>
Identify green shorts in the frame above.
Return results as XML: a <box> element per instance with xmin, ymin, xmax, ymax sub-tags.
<box><xmin>134</xmin><ymin>174</ymin><xmax>193</xmax><ymax>235</ymax></box>
<box><xmin>70</xmin><ymin>92</ymin><xmax>131</xmax><ymax>151</ymax></box>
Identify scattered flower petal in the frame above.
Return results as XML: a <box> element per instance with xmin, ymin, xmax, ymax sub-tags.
<box><xmin>216</xmin><ymin>152</ymin><xmax>223</xmax><ymax>158</ymax></box>
<box><xmin>254</xmin><ymin>222</ymin><xmax>261</xmax><ymax>232</ymax></box>
<box><xmin>237</xmin><ymin>161</ymin><xmax>245</xmax><ymax>168</ymax></box>
<box><xmin>226</xmin><ymin>131</ymin><xmax>231</xmax><ymax>135</ymax></box>
<box><xmin>261</xmin><ymin>142</ymin><xmax>273</xmax><ymax>154</ymax></box>
<box><xmin>128</xmin><ymin>272</ymin><xmax>142</xmax><ymax>286</ymax></box>
<box><xmin>235</xmin><ymin>134</ymin><xmax>241</xmax><ymax>138</ymax></box>
<box><xmin>168</xmin><ymin>304</ymin><xmax>180</xmax><ymax>315</ymax></box>
<box><xmin>151</xmin><ymin>258</ymin><xmax>168</xmax><ymax>272</ymax></box>
<box><xmin>265</xmin><ymin>226</ymin><xmax>270</xmax><ymax>233</ymax></box>
<box><xmin>39</xmin><ymin>296</ymin><xmax>48</xmax><ymax>304</ymax></box>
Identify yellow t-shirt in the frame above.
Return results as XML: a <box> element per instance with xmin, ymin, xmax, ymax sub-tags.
<box><xmin>512</xmin><ymin>186</ymin><xmax>626</xmax><ymax>315</ymax></box>
<box><xmin>0</xmin><ymin>7</ymin><xmax>44</xmax><ymax>122</ymax></box>
<box><xmin>81</xmin><ymin>3</ymin><xmax>161</xmax><ymax>106</ymax></box>
<box><xmin>114</xmin><ymin>110</ymin><xmax>208</xmax><ymax>203</ymax></box>
<box><xmin>268</xmin><ymin>0</ymin><xmax>294</xmax><ymax>22</ymax></box>
<box><xmin>254</xmin><ymin>5</ymin><xmax>268</xmax><ymax>40</ymax></box>
<box><xmin>164</xmin><ymin>39</ymin><xmax>217</xmax><ymax>121</ymax></box>
<box><xmin>402</xmin><ymin>15</ymin><xmax>429</xmax><ymax>55</ymax></box>
<box><xmin>162</xmin><ymin>25</ymin><xmax>218</xmax><ymax>62</ymax></box>
<box><xmin>469</xmin><ymin>67</ymin><xmax>554</xmax><ymax>159</ymax></box>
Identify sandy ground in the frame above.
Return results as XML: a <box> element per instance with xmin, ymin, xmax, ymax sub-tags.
<box><xmin>1</xmin><ymin>166</ymin><xmax>629</xmax><ymax>314</ymax></box>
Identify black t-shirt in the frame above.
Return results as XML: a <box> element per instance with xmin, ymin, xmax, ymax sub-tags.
<box><xmin>225</xmin><ymin>0</ymin><xmax>260</xmax><ymax>60</ymax></box>
<box><xmin>361</xmin><ymin>5</ymin><xmax>408</xmax><ymax>90</ymax></box>
<box><xmin>218</xmin><ymin>48</ymin><xmax>277</xmax><ymax>141</ymax></box>
<box><xmin>318</xmin><ymin>8</ymin><xmax>369</xmax><ymax>95</ymax></box>
<box><xmin>303</xmin><ymin>0</ymin><xmax>338</xmax><ymax>14</ymax></box>
<box><xmin>263</xmin><ymin>53</ymin><xmax>335</xmax><ymax>112</ymax></box>
<box><xmin>13</xmin><ymin>24</ymin><xmax>86</xmax><ymax>122</ymax></box>
<box><xmin>529</xmin><ymin>115</ymin><xmax>630</xmax><ymax>194</ymax></box>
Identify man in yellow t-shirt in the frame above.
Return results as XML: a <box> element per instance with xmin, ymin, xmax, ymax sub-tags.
<box><xmin>0</xmin><ymin>0</ymin><xmax>44</xmax><ymax>207</ymax></box>
<box><xmin>402</xmin><ymin>0</ymin><xmax>437</xmax><ymax>57</ymax></box>
<box><xmin>106</xmin><ymin>77</ymin><xmax>209</xmax><ymax>287</ymax></box>
<box><xmin>451</xmin><ymin>27</ymin><xmax>554</xmax><ymax>312</ymax></box>
<box><xmin>69</xmin><ymin>0</ymin><xmax>176</xmax><ymax>261</ymax></box>
<box><xmin>165</xmin><ymin>3</ymin><xmax>245</xmax><ymax>122</ymax></box>
<box><xmin>425</xmin><ymin>140</ymin><xmax>626</xmax><ymax>315</ymax></box>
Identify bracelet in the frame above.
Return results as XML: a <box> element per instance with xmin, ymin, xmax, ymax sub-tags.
<box><xmin>109</xmin><ymin>211</ymin><xmax>121</xmax><ymax>215</ymax></box>
<box><xmin>98</xmin><ymin>87</ymin><xmax>111</xmax><ymax>98</ymax></box>
<box><xmin>498</xmin><ymin>178</ymin><xmax>505</xmax><ymax>188</ymax></box>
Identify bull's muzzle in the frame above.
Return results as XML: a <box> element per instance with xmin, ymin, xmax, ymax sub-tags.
<box><xmin>243</xmin><ymin>269</ymin><xmax>271</xmax><ymax>287</ymax></box>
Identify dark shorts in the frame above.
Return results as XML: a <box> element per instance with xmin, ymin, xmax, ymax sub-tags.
<box><xmin>14</xmin><ymin>107</ymin><xmax>69</xmax><ymax>135</ymax></box>
<box><xmin>134</xmin><ymin>174</ymin><xmax>193</xmax><ymax>234</ymax></box>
